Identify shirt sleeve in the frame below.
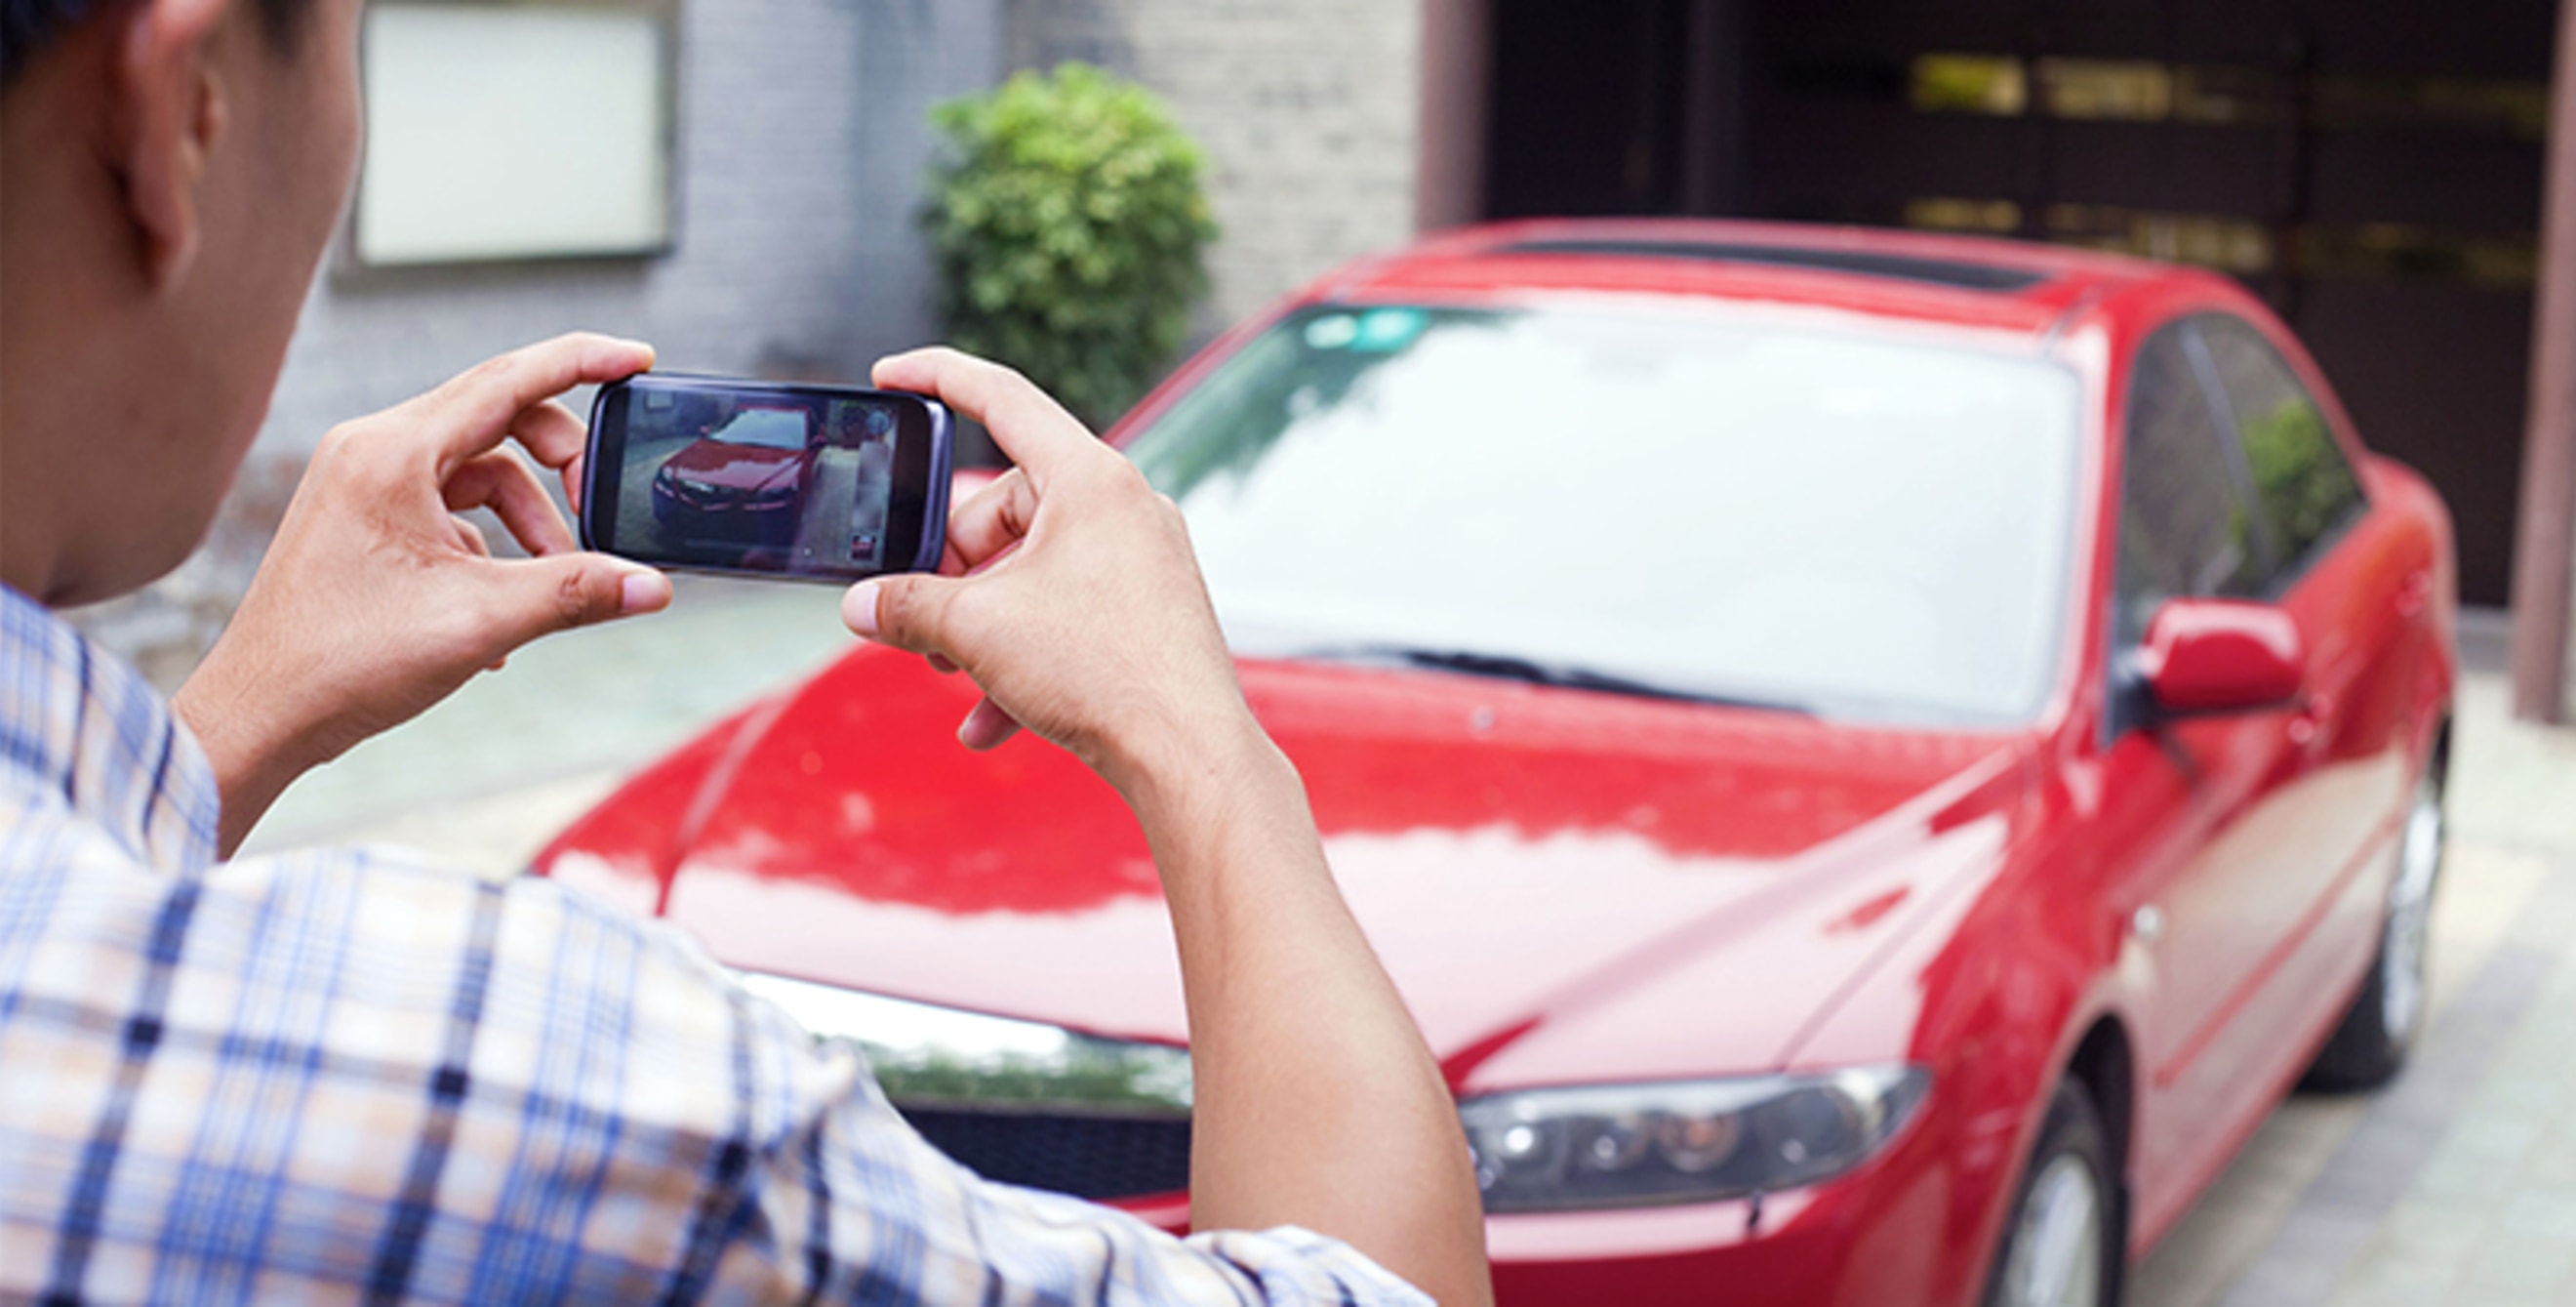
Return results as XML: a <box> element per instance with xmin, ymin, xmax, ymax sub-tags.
<box><xmin>129</xmin><ymin>844</ymin><xmax>1433</xmax><ymax>1305</ymax></box>
<box><xmin>716</xmin><ymin>986</ymin><xmax>1436</xmax><ymax>1307</ymax></box>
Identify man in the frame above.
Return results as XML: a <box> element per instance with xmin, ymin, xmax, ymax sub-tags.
<box><xmin>0</xmin><ymin>0</ymin><xmax>1492</xmax><ymax>1300</ymax></box>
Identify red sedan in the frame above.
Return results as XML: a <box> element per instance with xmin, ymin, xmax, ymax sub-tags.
<box><xmin>538</xmin><ymin>220</ymin><xmax>2456</xmax><ymax>1306</ymax></box>
<box><xmin>650</xmin><ymin>402</ymin><xmax>815</xmax><ymax>546</ymax></box>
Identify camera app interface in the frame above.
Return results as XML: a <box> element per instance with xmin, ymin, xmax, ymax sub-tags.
<box><xmin>613</xmin><ymin>388</ymin><xmax>901</xmax><ymax>574</ymax></box>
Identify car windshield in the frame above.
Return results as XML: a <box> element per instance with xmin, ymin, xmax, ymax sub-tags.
<box><xmin>1122</xmin><ymin>305</ymin><xmax>2083</xmax><ymax>726</ymax></box>
<box><xmin>709</xmin><ymin>406</ymin><xmax>810</xmax><ymax>452</ymax></box>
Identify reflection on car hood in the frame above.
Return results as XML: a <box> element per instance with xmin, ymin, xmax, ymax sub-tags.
<box><xmin>541</xmin><ymin>646</ymin><xmax>2026</xmax><ymax>1082</ymax></box>
<box><xmin>662</xmin><ymin>439</ymin><xmax>804</xmax><ymax>491</ymax></box>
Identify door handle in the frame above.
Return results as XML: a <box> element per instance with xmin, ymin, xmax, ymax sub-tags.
<box><xmin>2395</xmin><ymin>570</ymin><xmax>2433</xmax><ymax>619</ymax></box>
<box><xmin>2288</xmin><ymin>692</ymin><xmax>2333</xmax><ymax>748</ymax></box>
<box><xmin>2131</xmin><ymin>904</ymin><xmax>2166</xmax><ymax>945</ymax></box>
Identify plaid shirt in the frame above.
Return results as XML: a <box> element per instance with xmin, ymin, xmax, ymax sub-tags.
<box><xmin>0</xmin><ymin>587</ymin><xmax>1429</xmax><ymax>1305</ymax></box>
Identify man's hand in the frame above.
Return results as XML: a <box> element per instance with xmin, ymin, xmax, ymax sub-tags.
<box><xmin>843</xmin><ymin>349</ymin><xmax>1253</xmax><ymax>796</ymax></box>
<box><xmin>175</xmin><ymin>334</ymin><xmax>671</xmax><ymax>855</ymax></box>
<box><xmin>846</xmin><ymin>348</ymin><xmax>1494</xmax><ymax>1307</ymax></box>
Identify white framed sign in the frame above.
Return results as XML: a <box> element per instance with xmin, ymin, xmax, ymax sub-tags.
<box><xmin>353</xmin><ymin>1</ymin><xmax>676</xmax><ymax>266</ymax></box>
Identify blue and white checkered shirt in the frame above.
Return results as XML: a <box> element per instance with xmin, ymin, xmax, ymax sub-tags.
<box><xmin>0</xmin><ymin>586</ymin><xmax>1428</xmax><ymax>1305</ymax></box>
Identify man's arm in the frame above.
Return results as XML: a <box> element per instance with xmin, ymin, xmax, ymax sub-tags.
<box><xmin>1133</xmin><ymin>716</ymin><xmax>1493</xmax><ymax>1301</ymax></box>
<box><xmin>847</xmin><ymin>349</ymin><xmax>1493</xmax><ymax>1305</ymax></box>
<box><xmin>173</xmin><ymin>334</ymin><xmax>673</xmax><ymax>854</ymax></box>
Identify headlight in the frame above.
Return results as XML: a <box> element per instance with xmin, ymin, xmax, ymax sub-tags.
<box><xmin>1461</xmin><ymin>1067</ymin><xmax>1929</xmax><ymax>1212</ymax></box>
<box><xmin>737</xmin><ymin>971</ymin><xmax>1193</xmax><ymax>1116</ymax></box>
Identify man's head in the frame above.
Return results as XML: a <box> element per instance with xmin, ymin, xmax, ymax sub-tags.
<box><xmin>4</xmin><ymin>0</ymin><xmax>310</xmax><ymax>89</ymax></box>
<box><xmin>1</xmin><ymin>0</ymin><xmax>363</xmax><ymax>606</ymax></box>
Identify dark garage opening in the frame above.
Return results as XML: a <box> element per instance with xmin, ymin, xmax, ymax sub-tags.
<box><xmin>1483</xmin><ymin>0</ymin><xmax>2560</xmax><ymax>607</ymax></box>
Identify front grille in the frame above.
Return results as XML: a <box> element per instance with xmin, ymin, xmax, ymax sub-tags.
<box><xmin>896</xmin><ymin>1105</ymin><xmax>1192</xmax><ymax>1201</ymax></box>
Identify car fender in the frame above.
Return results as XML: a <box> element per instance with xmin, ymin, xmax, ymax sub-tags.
<box><xmin>1782</xmin><ymin>741</ymin><xmax>2148</xmax><ymax>1307</ymax></box>
<box><xmin>2359</xmin><ymin>454</ymin><xmax>2461</xmax><ymax>767</ymax></box>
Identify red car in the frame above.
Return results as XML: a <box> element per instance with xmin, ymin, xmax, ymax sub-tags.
<box><xmin>650</xmin><ymin>402</ymin><xmax>814</xmax><ymax>545</ymax></box>
<box><xmin>539</xmin><ymin>220</ymin><xmax>2456</xmax><ymax>1307</ymax></box>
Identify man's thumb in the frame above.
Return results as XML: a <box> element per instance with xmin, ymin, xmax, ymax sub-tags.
<box><xmin>496</xmin><ymin>553</ymin><xmax>670</xmax><ymax>645</ymax></box>
<box><xmin>843</xmin><ymin>574</ymin><xmax>961</xmax><ymax>656</ymax></box>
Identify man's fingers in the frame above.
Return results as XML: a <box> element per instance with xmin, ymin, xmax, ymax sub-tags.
<box><xmin>957</xmin><ymin>696</ymin><xmax>1023</xmax><ymax>751</ymax></box>
<box><xmin>561</xmin><ymin>452</ymin><xmax>588</xmax><ymax>516</ymax></box>
<box><xmin>493</xmin><ymin>388</ymin><xmax>600</xmax><ymax>520</ymax></box>
<box><xmin>871</xmin><ymin>348</ymin><xmax>1101</xmax><ymax>489</ymax></box>
<box><xmin>509</xmin><ymin>398</ymin><xmax>590</xmax><ymax>473</ymax></box>
<box><xmin>445</xmin><ymin>451</ymin><xmax>580</xmax><ymax>557</ymax></box>
<box><xmin>422</xmin><ymin>333</ymin><xmax>652</xmax><ymax>470</ymax></box>
<box><xmin>449</xmin><ymin>514</ymin><xmax>494</xmax><ymax>557</ymax></box>
<box><xmin>939</xmin><ymin>468</ymin><xmax>1039</xmax><ymax>574</ymax></box>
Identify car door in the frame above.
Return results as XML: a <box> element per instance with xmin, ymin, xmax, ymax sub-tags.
<box><xmin>2191</xmin><ymin>312</ymin><xmax>2420</xmax><ymax>1051</ymax></box>
<box><xmin>2090</xmin><ymin>319</ymin><xmax>2320</xmax><ymax>1231</ymax></box>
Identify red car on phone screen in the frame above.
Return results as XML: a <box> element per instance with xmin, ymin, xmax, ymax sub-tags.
<box><xmin>538</xmin><ymin>220</ymin><xmax>2457</xmax><ymax>1307</ymax></box>
<box><xmin>649</xmin><ymin>401</ymin><xmax>814</xmax><ymax>546</ymax></box>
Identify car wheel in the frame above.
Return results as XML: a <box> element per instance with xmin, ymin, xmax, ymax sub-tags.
<box><xmin>1984</xmin><ymin>1081</ymin><xmax>2120</xmax><ymax>1307</ymax></box>
<box><xmin>2304</xmin><ymin>739</ymin><xmax>2447</xmax><ymax>1091</ymax></box>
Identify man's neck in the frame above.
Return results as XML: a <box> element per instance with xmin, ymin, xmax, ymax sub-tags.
<box><xmin>2</xmin><ymin>75</ymin><xmax>160</xmax><ymax>608</ymax></box>
<box><xmin>0</xmin><ymin>304</ymin><xmax>101</xmax><ymax>604</ymax></box>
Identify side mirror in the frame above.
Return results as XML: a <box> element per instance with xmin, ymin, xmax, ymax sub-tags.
<box><xmin>2135</xmin><ymin>598</ymin><xmax>2305</xmax><ymax>716</ymax></box>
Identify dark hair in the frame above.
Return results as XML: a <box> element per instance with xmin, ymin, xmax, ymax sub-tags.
<box><xmin>4</xmin><ymin>0</ymin><xmax>309</xmax><ymax>93</ymax></box>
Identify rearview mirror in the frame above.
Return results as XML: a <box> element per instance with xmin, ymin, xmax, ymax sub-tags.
<box><xmin>2136</xmin><ymin>598</ymin><xmax>2305</xmax><ymax>716</ymax></box>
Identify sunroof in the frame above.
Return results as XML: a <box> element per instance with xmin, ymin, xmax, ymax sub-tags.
<box><xmin>1495</xmin><ymin>238</ymin><xmax>2053</xmax><ymax>293</ymax></box>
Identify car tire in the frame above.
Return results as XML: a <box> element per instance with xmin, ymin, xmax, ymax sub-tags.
<box><xmin>1983</xmin><ymin>1081</ymin><xmax>2121</xmax><ymax>1307</ymax></box>
<box><xmin>2303</xmin><ymin>734</ymin><xmax>2449</xmax><ymax>1091</ymax></box>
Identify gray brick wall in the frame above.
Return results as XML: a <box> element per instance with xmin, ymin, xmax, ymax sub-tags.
<box><xmin>1004</xmin><ymin>0</ymin><xmax>1426</xmax><ymax>331</ymax></box>
<box><xmin>77</xmin><ymin>0</ymin><xmax>1004</xmax><ymax>682</ymax></box>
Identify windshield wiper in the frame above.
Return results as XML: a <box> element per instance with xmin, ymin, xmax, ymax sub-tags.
<box><xmin>1287</xmin><ymin>643</ymin><xmax>1815</xmax><ymax>715</ymax></box>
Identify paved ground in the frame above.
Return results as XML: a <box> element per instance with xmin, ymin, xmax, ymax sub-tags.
<box><xmin>238</xmin><ymin>573</ymin><xmax>855</xmax><ymax>867</ymax></box>
<box><xmin>243</xmin><ymin>594</ymin><xmax>2576</xmax><ymax>1303</ymax></box>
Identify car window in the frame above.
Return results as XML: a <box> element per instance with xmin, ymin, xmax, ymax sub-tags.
<box><xmin>2194</xmin><ymin>315</ymin><xmax>2367</xmax><ymax>571</ymax></box>
<box><xmin>2113</xmin><ymin>324</ymin><xmax>2265</xmax><ymax>647</ymax></box>
<box><xmin>1122</xmin><ymin>305</ymin><xmax>2083</xmax><ymax>726</ymax></box>
<box><xmin>710</xmin><ymin>407</ymin><xmax>811</xmax><ymax>451</ymax></box>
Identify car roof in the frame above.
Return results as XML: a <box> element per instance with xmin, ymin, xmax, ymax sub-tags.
<box><xmin>1312</xmin><ymin>218</ymin><xmax>2216</xmax><ymax>342</ymax></box>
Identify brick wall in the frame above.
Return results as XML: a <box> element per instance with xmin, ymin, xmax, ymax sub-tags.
<box><xmin>1003</xmin><ymin>0</ymin><xmax>1427</xmax><ymax>331</ymax></box>
<box><xmin>75</xmin><ymin>0</ymin><xmax>1004</xmax><ymax>683</ymax></box>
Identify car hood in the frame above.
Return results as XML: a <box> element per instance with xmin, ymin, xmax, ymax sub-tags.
<box><xmin>663</xmin><ymin>440</ymin><xmax>803</xmax><ymax>491</ymax></box>
<box><xmin>542</xmin><ymin>647</ymin><xmax>2027</xmax><ymax>1082</ymax></box>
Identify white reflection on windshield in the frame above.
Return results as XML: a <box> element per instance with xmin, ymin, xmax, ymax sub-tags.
<box><xmin>1124</xmin><ymin>305</ymin><xmax>2081</xmax><ymax>726</ymax></box>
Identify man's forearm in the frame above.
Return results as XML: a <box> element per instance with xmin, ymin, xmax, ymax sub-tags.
<box><xmin>1122</xmin><ymin>716</ymin><xmax>1492</xmax><ymax>1305</ymax></box>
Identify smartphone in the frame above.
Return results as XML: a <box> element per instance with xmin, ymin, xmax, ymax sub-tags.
<box><xmin>582</xmin><ymin>373</ymin><xmax>952</xmax><ymax>582</ymax></box>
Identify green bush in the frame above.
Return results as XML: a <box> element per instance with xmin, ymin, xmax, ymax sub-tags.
<box><xmin>925</xmin><ymin>63</ymin><xmax>1219</xmax><ymax>429</ymax></box>
<box><xmin>2242</xmin><ymin>395</ymin><xmax>2362</xmax><ymax>553</ymax></box>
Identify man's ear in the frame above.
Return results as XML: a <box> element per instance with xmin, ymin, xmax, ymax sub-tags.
<box><xmin>109</xmin><ymin>0</ymin><xmax>236</xmax><ymax>291</ymax></box>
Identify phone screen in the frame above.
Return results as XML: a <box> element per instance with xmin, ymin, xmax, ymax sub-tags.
<box><xmin>583</xmin><ymin>375</ymin><xmax>951</xmax><ymax>582</ymax></box>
